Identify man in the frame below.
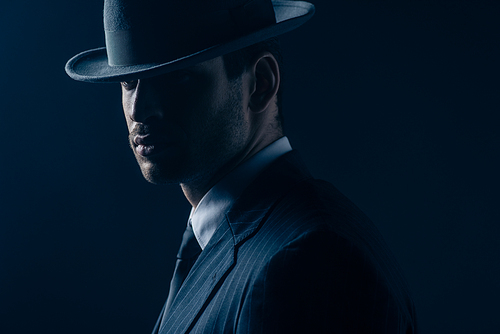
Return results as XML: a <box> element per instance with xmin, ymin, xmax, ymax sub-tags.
<box><xmin>66</xmin><ymin>0</ymin><xmax>417</xmax><ymax>333</ymax></box>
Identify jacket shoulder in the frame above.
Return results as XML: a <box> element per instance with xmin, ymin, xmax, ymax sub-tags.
<box><xmin>249</xmin><ymin>178</ymin><xmax>418</xmax><ymax>332</ymax></box>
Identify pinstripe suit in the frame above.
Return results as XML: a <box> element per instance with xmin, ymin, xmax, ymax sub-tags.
<box><xmin>155</xmin><ymin>150</ymin><xmax>417</xmax><ymax>333</ymax></box>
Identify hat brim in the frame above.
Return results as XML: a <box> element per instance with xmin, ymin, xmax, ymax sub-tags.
<box><xmin>65</xmin><ymin>1</ymin><xmax>315</xmax><ymax>83</ymax></box>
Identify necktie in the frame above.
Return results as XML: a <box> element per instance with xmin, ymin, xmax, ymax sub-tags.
<box><xmin>161</xmin><ymin>222</ymin><xmax>202</xmax><ymax>323</ymax></box>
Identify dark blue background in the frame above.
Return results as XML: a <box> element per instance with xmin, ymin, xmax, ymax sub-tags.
<box><xmin>1</xmin><ymin>0</ymin><xmax>498</xmax><ymax>333</ymax></box>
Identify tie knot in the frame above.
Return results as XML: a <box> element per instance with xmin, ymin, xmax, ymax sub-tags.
<box><xmin>177</xmin><ymin>223</ymin><xmax>201</xmax><ymax>259</ymax></box>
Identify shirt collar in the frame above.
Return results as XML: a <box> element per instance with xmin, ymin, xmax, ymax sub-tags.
<box><xmin>189</xmin><ymin>136</ymin><xmax>292</xmax><ymax>249</ymax></box>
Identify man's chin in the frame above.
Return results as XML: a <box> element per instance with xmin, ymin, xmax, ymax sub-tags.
<box><xmin>133</xmin><ymin>150</ymin><xmax>182</xmax><ymax>184</ymax></box>
<box><xmin>138</xmin><ymin>160</ymin><xmax>203</xmax><ymax>185</ymax></box>
<box><xmin>139</xmin><ymin>165</ymin><xmax>181</xmax><ymax>185</ymax></box>
<box><xmin>138</xmin><ymin>161</ymin><xmax>216</xmax><ymax>187</ymax></box>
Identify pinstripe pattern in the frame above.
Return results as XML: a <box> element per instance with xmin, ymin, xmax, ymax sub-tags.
<box><xmin>156</xmin><ymin>151</ymin><xmax>417</xmax><ymax>333</ymax></box>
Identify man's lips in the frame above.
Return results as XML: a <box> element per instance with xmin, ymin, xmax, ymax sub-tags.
<box><xmin>133</xmin><ymin>135</ymin><xmax>177</xmax><ymax>157</ymax></box>
<box><xmin>134</xmin><ymin>135</ymin><xmax>158</xmax><ymax>146</ymax></box>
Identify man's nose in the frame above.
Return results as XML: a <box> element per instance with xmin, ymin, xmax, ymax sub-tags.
<box><xmin>125</xmin><ymin>79</ymin><xmax>164</xmax><ymax>123</ymax></box>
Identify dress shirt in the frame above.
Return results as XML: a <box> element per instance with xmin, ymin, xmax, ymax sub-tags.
<box><xmin>189</xmin><ymin>136</ymin><xmax>292</xmax><ymax>249</ymax></box>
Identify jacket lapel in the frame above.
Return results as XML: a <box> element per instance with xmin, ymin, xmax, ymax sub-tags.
<box><xmin>158</xmin><ymin>216</ymin><xmax>234</xmax><ymax>334</ymax></box>
<box><xmin>158</xmin><ymin>150</ymin><xmax>312</xmax><ymax>333</ymax></box>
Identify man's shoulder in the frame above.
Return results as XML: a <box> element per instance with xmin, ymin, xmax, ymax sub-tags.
<box><xmin>265</xmin><ymin>176</ymin><xmax>406</xmax><ymax>280</ymax></box>
<box><xmin>230</xmin><ymin>150</ymin><xmax>386</xmax><ymax>250</ymax></box>
<box><xmin>210</xmin><ymin>149</ymin><xmax>398</xmax><ymax>270</ymax></box>
<box><xmin>236</xmin><ymin>174</ymin><xmax>390</xmax><ymax>271</ymax></box>
<box><xmin>266</xmin><ymin>177</ymin><xmax>379</xmax><ymax>244</ymax></box>
<box><xmin>220</xmin><ymin>152</ymin><xmax>417</xmax><ymax>332</ymax></box>
<box><xmin>233</xmin><ymin>177</ymin><xmax>417</xmax><ymax>333</ymax></box>
<box><xmin>228</xmin><ymin>149</ymin><xmax>402</xmax><ymax>278</ymax></box>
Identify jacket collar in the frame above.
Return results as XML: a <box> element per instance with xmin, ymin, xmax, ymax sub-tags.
<box><xmin>226</xmin><ymin>150</ymin><xmax>312</xmax><ymax>246</ymax></box>
<box><xmin>190</xmin><ymin>136</ymin><xmax>292</xmax><ymax>249</ymax></box>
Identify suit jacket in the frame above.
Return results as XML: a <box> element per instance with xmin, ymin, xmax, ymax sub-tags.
<box><xmin>154</xmin><ymin>151</ymin><xmax>417</xmax><ymax>333</ymax></box>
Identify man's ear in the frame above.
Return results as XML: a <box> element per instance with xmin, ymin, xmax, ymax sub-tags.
<box><xmin>248</xmin><ymin>52</ymin><xmax>280</xmax><ymax>113</ymax></box>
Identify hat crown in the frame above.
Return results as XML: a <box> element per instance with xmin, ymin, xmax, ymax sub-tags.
<box><xmin>103</xmin><ymin>0</ymin><xmax>276</xmax><ymax>66</ymax></box>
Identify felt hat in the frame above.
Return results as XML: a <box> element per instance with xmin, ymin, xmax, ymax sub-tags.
<box><xmin>65</xmin><ymin>0</ymin><xmax>315</xmax><ymax>83</ymax></box>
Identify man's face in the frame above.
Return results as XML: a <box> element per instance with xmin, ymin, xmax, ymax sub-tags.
<box><xmin>121</xmin><ymin>56</ymin><xmax>249</xmax><ymax>185</ymax></box>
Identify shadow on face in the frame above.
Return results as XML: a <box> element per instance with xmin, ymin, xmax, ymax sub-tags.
<box><xmin>120</xmin><ymin>56</ymin><xmax>249</xmax><ymax>186</ymax></box>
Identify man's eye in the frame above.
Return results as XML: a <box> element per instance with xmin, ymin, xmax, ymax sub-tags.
<box><xmin>121</xmin><ymin>80</ymin><xmax>138</xmax><ymax>90</ymax></box>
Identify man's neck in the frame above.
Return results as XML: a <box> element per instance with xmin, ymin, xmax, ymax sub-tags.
<box><xmin>180</xmin><ymin>133</ymin><xmax>282</xmax><ymax>209</ymax></box>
